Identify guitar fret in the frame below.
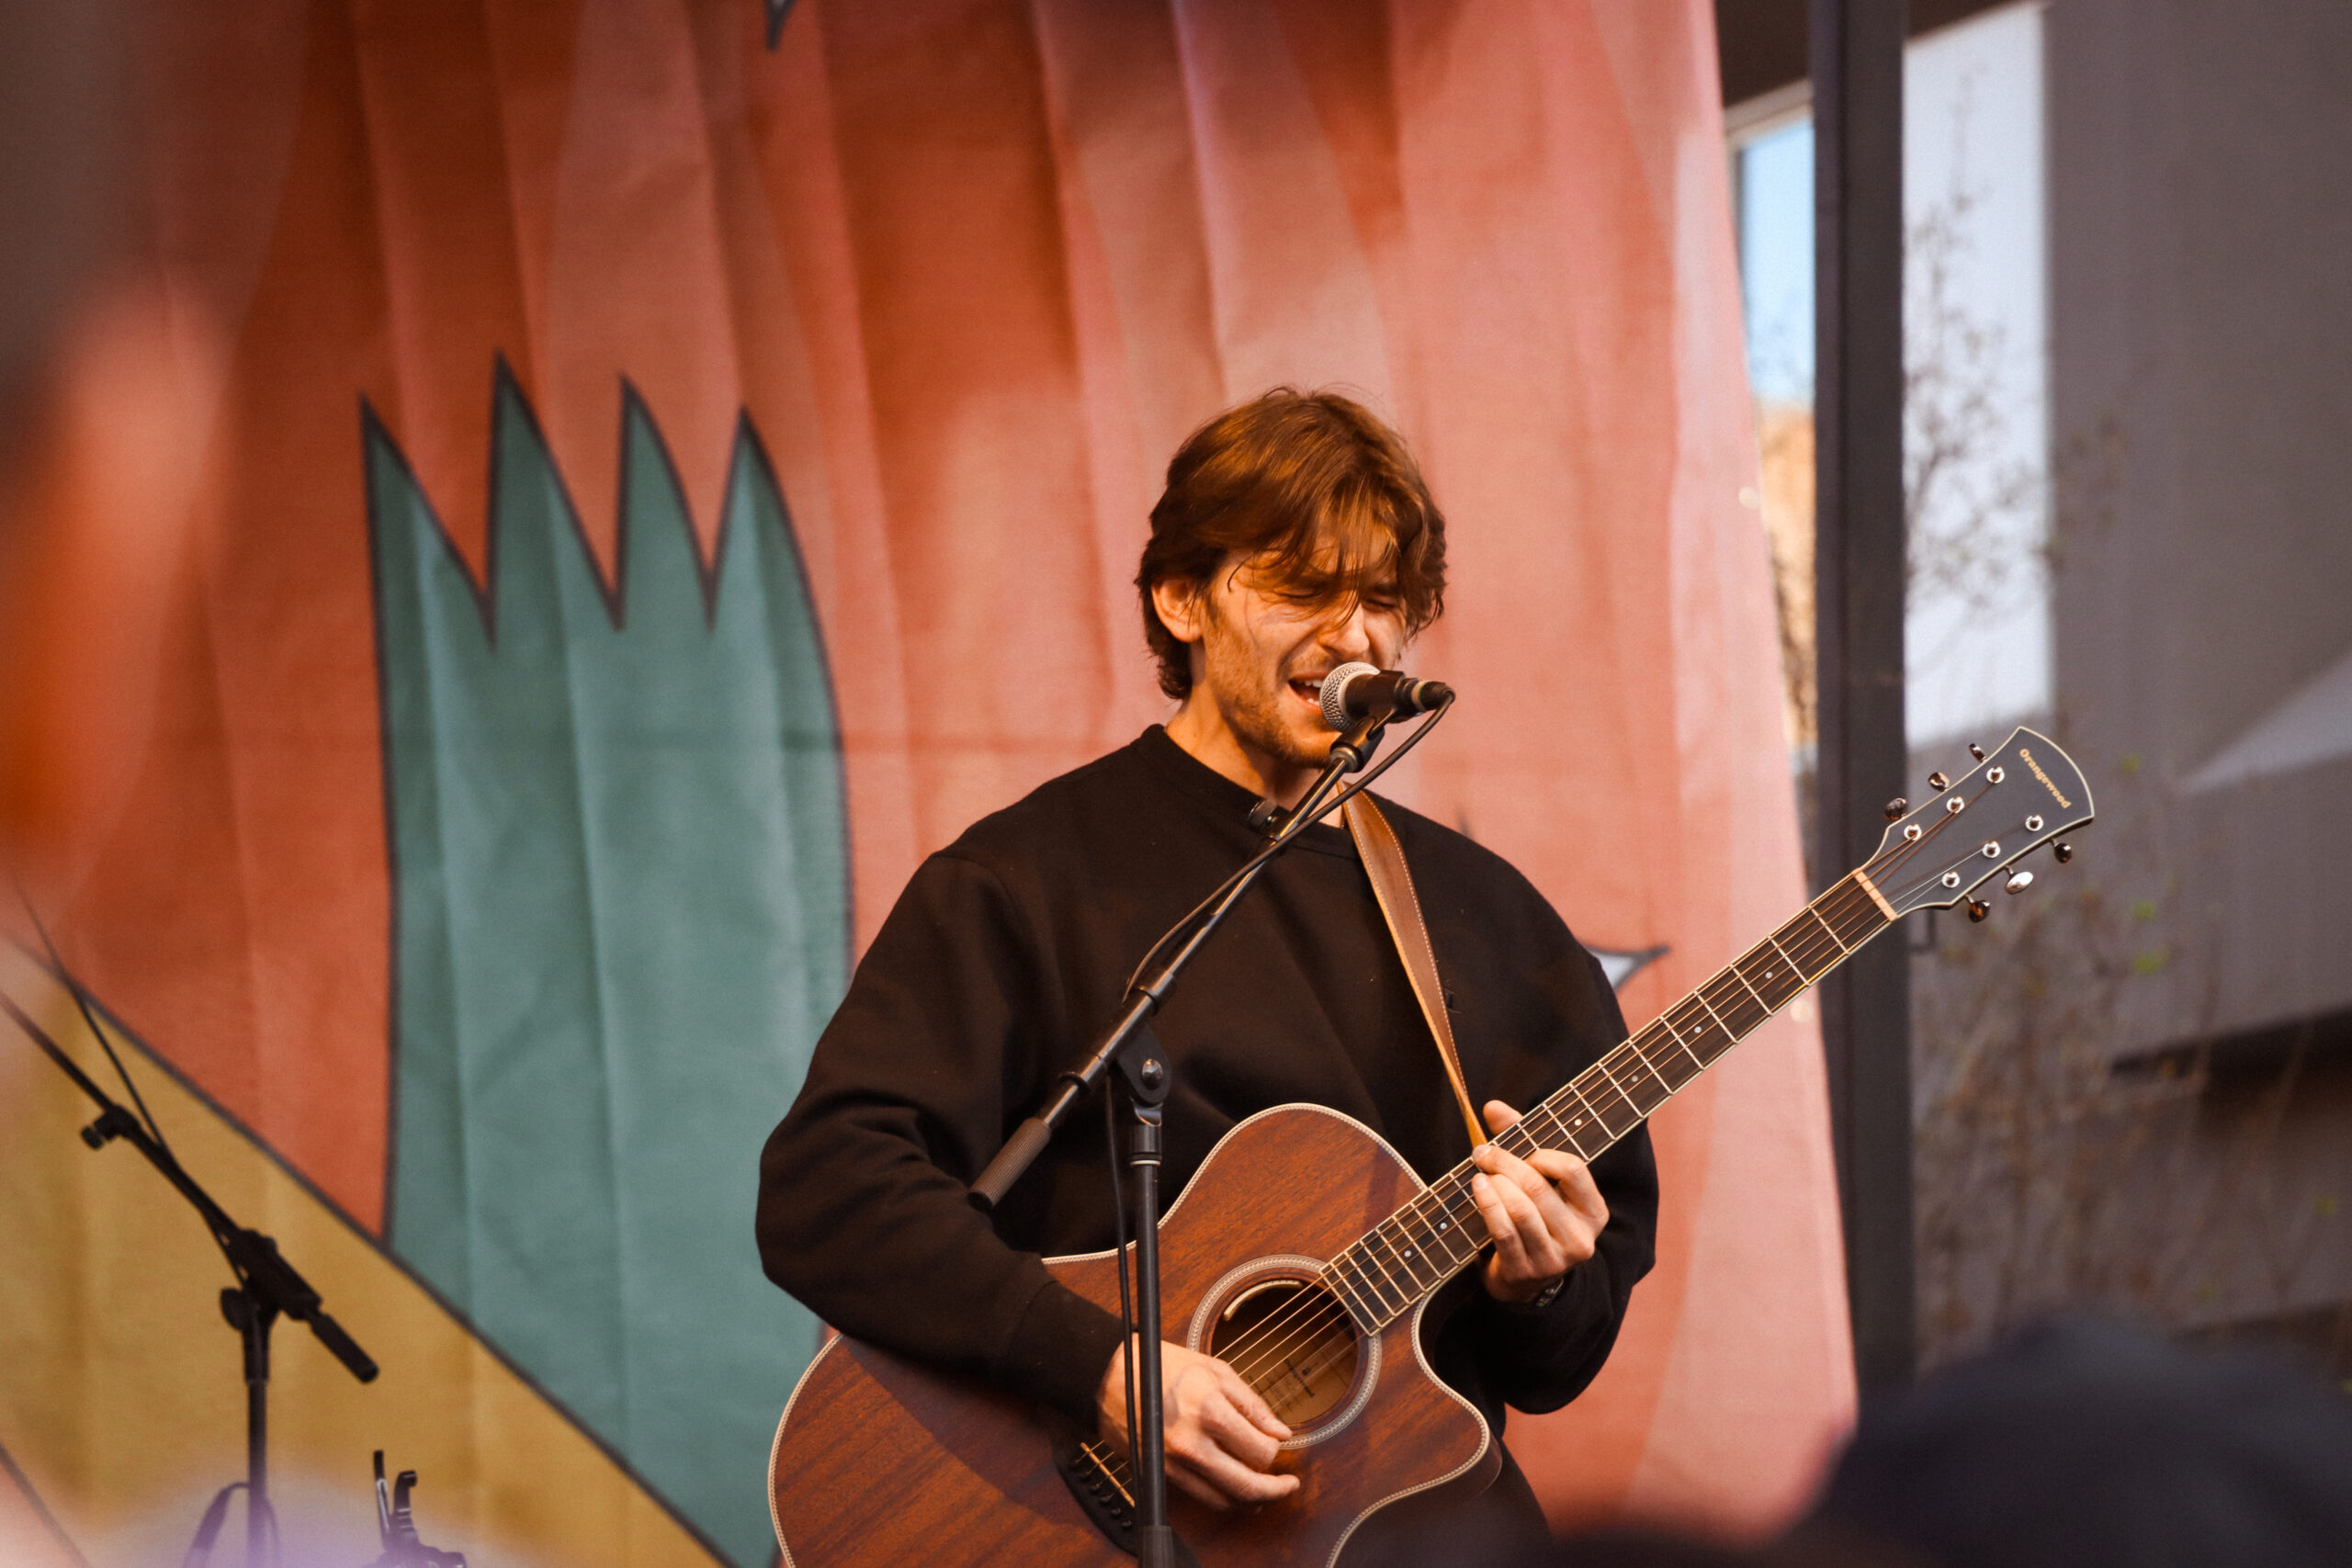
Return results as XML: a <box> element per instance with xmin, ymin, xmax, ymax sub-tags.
<box><xmin>1338</xmin><ymin>1247</ymin><xmax>1401</xmax><ymax>1321</ymax></box>
<box><xmin>1543</xmin><ymin>1100</ymin><xmax>1599</xmax><ymax>1161</ymax></box>
<box><xmin>1528</xmin><ymin>1100</ymin><xmax>1583</xmax><ymax>1156</ymax></box>
<box><xmin>1572</xmin><ymin>1067</ymin><xmax>1639</xmax><ymax>1137</ymax></box>
<box><xmin>1438</xmin><ymin>1193</ymin><xmax>1480</xmax><ymax>1269</ymax></box>
<box><xmin>1729</xmin><ymin>961</ymin><xmax>1771</xmax><ymax>1015</ymax></box>
<box><xmin>1400</xmin><ymin>1194</ymin><xmax>1469</xmax><ymax>1271</ymax></box>
<box><xmin>1550</xmin><ymin>1100</ymin><xmax>1601</xmax><ymax>1160</ymax></box>
<box><xmin>1674</xmin><ymin>1001</ymin><xmax>1731</xmax><ymax>1062</ymax></box>
<box><xmin>1429</xmin><ymin>1182</ymin><xmax>1482</xmax><ymax>1272</ymax></box>
<box><xmin>1654</xmin><ymin>1012</ymin><xmax>1706</xmax><ymax>1073</ymax></box>
<box><xmin>1586</xmin><ymin>1057</ymin><xmax>1645</xmax><ymax>1127</ymax></box>
<box><xmin>1642</xmin><ymin>1026</ymin><xmax>1702</xmax><ymax>1092</ymax></box>
<box><xmin>1691</xmin><ymin>987</ymin><xmax>1736</xmax><ymax>1045</ymax></box>
<box><xmin>1639</xmin><ymin>1034</ymin><xmax>1693</xmax><ymax>1098</ymax></box>
<box><xmin>1359</xmin><ymin>1244</ymin><xmax>1412</xmax><ymax>1311</ymax></box>
<box><xmin>1424</xmin><ymin>1187</ymin><xmax>1476</xmax><ymax>1266</ymax></box>
<box><xmin>1626</xmin><ymin>1039</ymin><xmax>1678</xmax><ymax>1100</ymax></box>
<box><xmin>1708</xmin><ymin>973</ymin><xmax>1768</xmax><ymax>1035</ymax></box>
<box><xmin>1552</xmin><ymin>1087</ymin><xmax>1608</xmax><ymax>1154</ymax></box>
<box><xmin>1369</xmin><ymin>1221</ymin><xmax>1433</xmax><ymax>1292</ymax></box>
<box><xmin>1670</xmin><ymin>998</ymin><xmax>1731</xmax><ymax>1063</ymax></box>
<box><xmin>1603</xmin><ymin>1043</ymin><xmax>1669</xmax><ymax>1113</ymax></box>
<box><xmin>1767</xmin><ymin>931</ymin><xmax>1815</xmax><ymax>987</ymax></box>
<box><xmin>1322</xmin><ymin>1261</ymin><xmax>1377</xmax><ymax>1331</ymax></box>
<box><xmin>1805</xmin><ymin>904</ymin><xmax>1849</xmax><ymax>953</ymax></box>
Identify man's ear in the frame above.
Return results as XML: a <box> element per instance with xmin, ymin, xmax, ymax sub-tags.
<box><xmin>1149</xmin><ymin>575</ymin><xmax>1206</xmax><ymax>647</ymax></box>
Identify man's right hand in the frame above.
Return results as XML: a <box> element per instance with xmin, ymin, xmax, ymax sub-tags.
<box><xmin>1096</xmin><ymin>1338</ymin><xmax>1301</xmax><ymax>1510</ymax></box>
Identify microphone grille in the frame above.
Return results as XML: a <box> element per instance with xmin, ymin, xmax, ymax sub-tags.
<box><xmin>1319</xmin><ymin>662</ymin><xmax>1379</xmax><ymax>731</ymax></box>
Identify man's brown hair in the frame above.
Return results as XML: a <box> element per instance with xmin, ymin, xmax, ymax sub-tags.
<box><xmin>1136</xmin><ymin>389</ymin><xmax>1446</xmax><ymax>699</ymax></box>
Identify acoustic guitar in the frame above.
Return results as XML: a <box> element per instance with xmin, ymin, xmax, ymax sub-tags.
<box><xmin>768</xmin><ymin>728</ymin><xmax>2095</xmax><ymax>1567</ymax></box>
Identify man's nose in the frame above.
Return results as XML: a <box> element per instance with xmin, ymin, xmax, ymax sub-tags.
<box><xmin>1319</xmin><ymin>604</ymin><xmax>1376</xmax><ymax>665</ymax></box>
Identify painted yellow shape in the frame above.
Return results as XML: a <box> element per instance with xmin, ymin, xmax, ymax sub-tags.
<box><xmin>0</xmin><ymin>951</ymin><xmax>727</xmax><ymax>1568</ymax></box>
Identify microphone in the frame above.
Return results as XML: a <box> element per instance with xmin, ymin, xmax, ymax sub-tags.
<box><xmin>1318</xmin><ymin>662</ymin><xmax>1454</xmax><ymax>728</ymax></box>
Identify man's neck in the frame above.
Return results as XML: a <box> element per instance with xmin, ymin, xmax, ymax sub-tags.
<box><xmin>1164</xmin><ymin>696</ymin><xmax>1320</xmax><ymax>810</ymax></box>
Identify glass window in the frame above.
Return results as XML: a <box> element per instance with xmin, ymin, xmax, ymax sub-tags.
<box><xmin>1728</xmin><ymin>2</ymin><xmax>2052</xmax><ymax>756</ymax></box>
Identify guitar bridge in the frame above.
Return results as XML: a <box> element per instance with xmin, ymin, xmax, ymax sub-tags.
<box><xmin>1043</xmin><ymin>1415</ymin><xmax>1201</xmax><ymax>1566</ymax></box>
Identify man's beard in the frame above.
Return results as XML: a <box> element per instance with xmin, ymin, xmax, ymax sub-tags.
<box><xmin>1202</xmin><ymin>638</ymin><xmax>1328</xmax><ymax>773</ymax></box>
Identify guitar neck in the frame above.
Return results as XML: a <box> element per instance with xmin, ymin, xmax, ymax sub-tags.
<box><xmin>1317</xmin><ymin>869</ymin><xmax>1897</xmax><ymax>1333</ymax></box>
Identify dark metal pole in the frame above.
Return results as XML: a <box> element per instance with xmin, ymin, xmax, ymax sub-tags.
<box><xmin>1125</xmin><ymin>1100</ymin><xmax>1173</xmax><ymax>1568</ymax></box>
<box><xmin>1812</xmin><ymin>0</ymin><xmax>1915</xmax><ymax>1392</ymax></box>
<box><xmin>243</xmin><ymin>1292</ymin><xmax>272</xmax><ymax>1567</ymax></box>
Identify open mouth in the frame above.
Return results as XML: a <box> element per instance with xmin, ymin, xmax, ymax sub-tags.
<box><xmin>1288</xmin><ymin>674</ymin><xmax>1329</xmax><ymax>713</ymax></box>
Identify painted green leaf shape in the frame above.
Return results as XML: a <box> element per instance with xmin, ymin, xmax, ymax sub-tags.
<box><xmin>367</xmin><ymin>363</ymin><xmax>846</xmax><ymax>1568</ymax></box>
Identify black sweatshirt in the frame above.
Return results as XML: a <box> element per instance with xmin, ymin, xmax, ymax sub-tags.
<box><xmin>758</xmin><ymin>727</ymin><xmax>1657</xmax><ymax>1436</ymax></box>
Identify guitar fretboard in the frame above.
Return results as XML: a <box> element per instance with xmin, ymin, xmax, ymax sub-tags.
<box><xmin>1317</xmin><ymin>869</ymin><xmax>1895</xmax><ymax>1332</ymax></box>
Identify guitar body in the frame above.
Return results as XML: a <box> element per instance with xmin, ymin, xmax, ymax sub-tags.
<box><xmin>768</xmin><ymin>1104</ymin><xmax>1497</xmax><ymax>1568</ymax></box>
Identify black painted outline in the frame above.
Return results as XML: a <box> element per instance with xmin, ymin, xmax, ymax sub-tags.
<box><xmin>357</xmin><ymin>362</ymin><xmax>854</xmax><ymax>1568</ymax></box>
<box><xmin>720</xmin><ymin>412</ymin><xmax>856</xmax><ymax>948</ymax></box>
<box><xmin>0</xmin><ymin>1434</ymin><xmax>90</xmax><ymax>1568</ymax></box>
<box><xmin>616</xmin><ymin>377</ymin><xmax>707</xmax><ymax>628</ymax></box>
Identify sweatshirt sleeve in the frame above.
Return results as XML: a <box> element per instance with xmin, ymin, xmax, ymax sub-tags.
<box><xmin>1462</xmin><ymin>1127</ymin><xmax>1657</xmax><ymax>1414</ymax></box>
<box><xmin>756</xmin><ymin>851</ymin><xmax>1125</xmax><ymax>1424</ymax></box>
<box><xmin>1462</xmin><ymin>941</ymin><xmax>1661</xmax><ymax>1416</ymax></box>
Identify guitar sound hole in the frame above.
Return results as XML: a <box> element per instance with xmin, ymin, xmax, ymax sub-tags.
<box><xmin>1205</xmin><ymin>1278</ymin><xmax>1360</xmax><ymax>1428</ymax></box>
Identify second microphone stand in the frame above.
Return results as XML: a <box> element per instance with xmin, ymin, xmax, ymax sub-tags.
<box><xmin>2</xmin><ymin>991</ymin><xmax>379</xmax><ymax>1568</ymax></box>
<box><xmin>968</xmin><ymin>707</ymin><xmax>1393</xmax><ymax>1568</ymax></box>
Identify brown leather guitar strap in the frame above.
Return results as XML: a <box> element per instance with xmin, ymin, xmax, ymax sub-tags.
<box><xmin>1343</xmin><ymin>795</ymin><xmax>1489</xmax><ymax>1151</ymax></box>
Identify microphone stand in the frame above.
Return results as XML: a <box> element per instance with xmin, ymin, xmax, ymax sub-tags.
<box><xmin>0</xmin><ymin>992</ymin><xmax>379</xmax><ymax>1568</ymax></box>
<box><xmin>969</xmin><ymin>706</ymin><xmax>1393</xmax><ymax>1568</ymax></box>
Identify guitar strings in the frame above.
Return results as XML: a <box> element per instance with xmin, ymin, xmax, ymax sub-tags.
<box><xmin>1101</xmin><ymin>884</ymin><xmax>1876</xmax><ymax>1492</ymax></box>
<box><xmin>1129</xmin><ymin>795</ymin><xmax>2012</xmax><ymax>1438</ymax></box>
<box><xmin>1227</xmin><ymin>794</ymin><xmax>2022</xmax><ymax>1425</ymax></box>
<box><xmin>1204</xmin><ymin>868</ymin><xmax>1888</xmax><ymax>1389</ymax></box>
<box><xmin>1086</xmin><ymin>795</ymin><xmax>2030</xmax><ymax>1497</ymax></box>
<box><xmin>1223</xmin><ymin>860</ymin><xmax>1888</xmax><ymax>1374</ymax></box>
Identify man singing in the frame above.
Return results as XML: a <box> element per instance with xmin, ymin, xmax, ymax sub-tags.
<box><xmin>758</xmin><ymin>389</ymin><xmax>1656</xmax><ymax>1553</ymax></box>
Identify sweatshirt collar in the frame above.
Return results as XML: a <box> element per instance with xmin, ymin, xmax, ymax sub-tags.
<box><xmin>1132</xmin><ymin>725</ymin><xmax>1358</xmax><ymax>859</ymax></box>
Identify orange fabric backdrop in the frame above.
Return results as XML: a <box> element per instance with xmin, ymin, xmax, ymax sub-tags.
<box><xmin>31</xmin><ymin>0</ymin><xmax>1849</xmax><ymax>1539</ymax></box>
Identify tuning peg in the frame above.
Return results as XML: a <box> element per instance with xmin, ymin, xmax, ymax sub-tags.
<box><xmin>1928</xmin><ymin>771</ymin><xmax>1951</xmax><ymax>791</ymax></box>
<box><xmin>2005</xmin><ymin>870</ymin><xmax>2034</xmax><ymax>895</ymax></box>
<box><xmin>1968</xmin><ymin>743</ymin><xmax>1985</xmax><ymax>761</ymax></box>
<box><xmin>1966</xmin><ymin>897</ymin><xmax>1990</xmax><ymax>922</ymax></box>
<box><xmin>1883</xmin><ymin>796</ymin><xmax>1908</xmax><ymax>820</ymax></box>
<box><xmin>2052</xmin><ymin>841</ymin><xmax>2075</xmax><ymax>864</ymax></box>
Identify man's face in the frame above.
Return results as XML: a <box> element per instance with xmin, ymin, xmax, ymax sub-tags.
<box><xmin>1171</xmin><ymin>553</ymin><xmax>1408</xmax><ymax>774</ymax></box>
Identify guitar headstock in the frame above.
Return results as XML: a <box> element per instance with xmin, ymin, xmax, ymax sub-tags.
<box><xmin>1865</xmin><ymin>727</ymin><xmax>2096</xmax><ymax>918</ymax></box>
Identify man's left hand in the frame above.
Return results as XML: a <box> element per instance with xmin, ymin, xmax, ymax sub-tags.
<box><xmin>1470</xmin><ymin>1100</ymin><xmax>1609</xmax><ymax>1303</ymax></box>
